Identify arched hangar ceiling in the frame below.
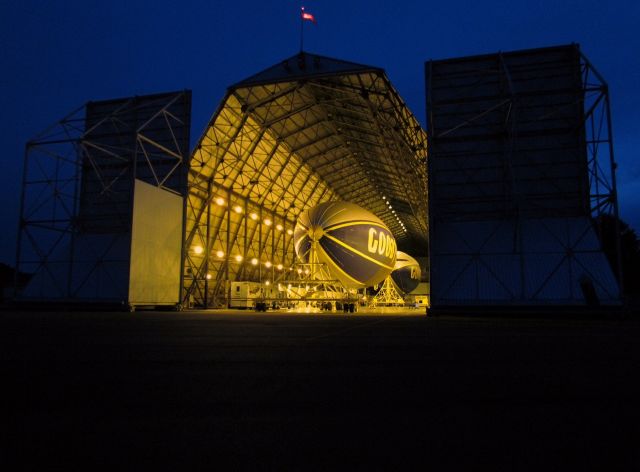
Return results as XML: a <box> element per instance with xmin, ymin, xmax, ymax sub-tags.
<box><xmin>190</xmin><ymin>52</ymin><xmax>428</xmax><ymax>248</ymax></box>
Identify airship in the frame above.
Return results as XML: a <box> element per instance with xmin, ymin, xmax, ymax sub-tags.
<box><xmin>294</xmin><ymin>201</ymin><xmax>397</xmax><ymax>288</ymax></box>
<box><xmin>391</xmin><ymin>251</ymin><xmax>421</xmax><ymax>294</ymax></box>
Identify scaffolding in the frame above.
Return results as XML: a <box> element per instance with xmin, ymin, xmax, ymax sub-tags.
<box><xmin>370</xmin><ymin>276</ymin><xmax>405</xmax><ymax>307</ymax></box>
<box><xmin>426</xmin><ymin>44</ymin><xmax>620</xmax><ymax>307</ymax></box>
<box><xmin>16</xmin><ymin>91</ymin><xmax>191</xmax><ymax>305</ymax></box>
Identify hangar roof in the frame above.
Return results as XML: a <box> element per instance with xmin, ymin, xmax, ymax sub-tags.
<box><xmin>189</xmin><ymin>51</ymin><xmax>428</xmax><ymax>250</ymax></box>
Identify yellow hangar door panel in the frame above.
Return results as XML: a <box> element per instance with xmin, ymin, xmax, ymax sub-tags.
<box><xmin>129</xmin><ymin>179</ymin><xmax>183</xmax><ymax>307</ymax></box>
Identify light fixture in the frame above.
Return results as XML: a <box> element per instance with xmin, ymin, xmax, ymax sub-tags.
<box><xmin>250</xmin><ymin>212</ymin><xmax>258</xmax><ymax>220</ymax></box>
<box><xmin>264</xmin><ymin>218</ymin><xmax>272</xmax><ymax>226</ymax></box>
<box><xmin>251</xmin><ymin>258</ymin><xmax>258</xmax><ymax>265</ymax></box>
<box><xmin>276</xmin><ymin>224</ymin><xmax>283</xmax><ymax>231</ymax></box>
<box><xmin>287</xmin><ymin>229</ymin><xmax>293</xmax><ymax>235</ymax></box>
<box><xmin>193</xmin><ymin>245</ymin><xmax>204</xmax><ymax>255</ymax></box>
<box><xmin>216</xmin><ymin>250</ymin><xmax>224</xmax><ymax>258</ymax></box>
<box><xmin>206</xmin><ymin>273</ymin><xmax>212</xmax><ymax>280</ymax></box>
<box><xmin>265</xmin><ymin>261</ymin><xmax>272</xmax><ymax>268</ymax></box>
<box><xmin>277</xmin><ymin>264</ymin><xmax>283</xmax><ymax>270</ymax></box>
<box><xmin>234</xmin><ymin>205</ymin><xmax>243</xmax><ymax>214</ymax></box>
<box><xmin>265</xmin><ymin>280</ymin><xmax>270</xmax><ymax>286</ymax></box>
<box><xmin>235</xmin><ymin>255</ymin><xmax>243</xmax><ymax>262</ymax></box>
<box><xmin>215</xmin><ymin>197</ymin><xmax>225</xmax><ymax>206</ymax></box>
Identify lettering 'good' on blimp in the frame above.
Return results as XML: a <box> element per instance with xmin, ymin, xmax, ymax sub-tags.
<box><xmin>294</xmin><ymin>201</ymin><xmax>397</xmax><ymax>288</ymax></box>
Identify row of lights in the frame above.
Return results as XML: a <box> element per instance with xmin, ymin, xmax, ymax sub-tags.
<box><xmin>382</xmin><ymin>196</ymin><xmax>406</xmax><ymax>233</ymax></box>
<box><xmin>200</xmin><ymin>260</ymin><xmax>314</xmax><ymax>285</ymax></box>
<box><xmin>213</xmin><ymin>197</ymin><xmax>295</xmax><ymax>235</ymax></box>
<box><xmin>193</xmin><ymin>245</ymin><xmax>289</xmax><ymax>270</ymax></box>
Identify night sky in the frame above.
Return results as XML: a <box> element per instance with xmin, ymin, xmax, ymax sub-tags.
<box><xmin>2</xmin><ymin>0</ymin><xmax>639</xmax><ymax>266</ymax></box>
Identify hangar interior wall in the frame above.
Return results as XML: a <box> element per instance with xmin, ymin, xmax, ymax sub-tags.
<box><xmin>183</xmin><ymin>53</ymin><xmax>428</xmax><ymax>308</ymax></box>
<box><xmin>427</xmin><ymin>45</ymin><xmax>620</xmax><ymax>306</ymax></box>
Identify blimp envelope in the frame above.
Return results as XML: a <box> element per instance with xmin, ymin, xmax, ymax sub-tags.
<box><xmin>294</xmin><ymin>201</ymin><xmax>397</xmax><ymax>288</ymax></box>
<box><xmin>391</xmin><ymin>251</ymin><xmax>422</xmax><ymax>294</ymax></box>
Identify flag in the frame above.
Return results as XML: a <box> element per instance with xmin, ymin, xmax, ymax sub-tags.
<box><xmin>301</xmin><ymin>8</ymin><xmax>317</xmax><ymax>24</ymax></box>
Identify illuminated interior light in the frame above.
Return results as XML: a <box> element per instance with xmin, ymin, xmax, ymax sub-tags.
<box><xmin>193</xmin><ymin>245</ymin><xmax>204</xmax><ymax>255</ymax></box>
<box><xmin>264</xmin><ymin>218</ymin><xmax>272</xmax><ymax>226</ymax></box>
<box><xmin>234</xmin><ymin>205</ymin><xmax>243</xmax><ymax>214</ymax></box>
<box><xmin>276</xmin><ymin>224</ymin><xmax>283</xmax><ymax>231</ymax></box>
<box><xmin>250</xmin><ymin>212</ymin><xmax>258</xmax><ymax>220</ymax></box>
<box><xmin>265</xmin><ymin>261</ymin><xmax>272</xmax><ymax>268</ymax></box>
<box><xmin>235</xmin><ymin>255</ymin><xmax>243</xmax><ymax>262</ymax></box>
<box><xmin>287</xmin><ymin>229</ymin><xmax>293</xmax><ymax>235</ymax></box>
<box><xmin>277</xmin><ymin>264</ymin><xmax>283</xmax><ymax>270</ymax></box>
<box><xmin>251</xmin><ymin>258</ymin><xmax>258</xmax><ymax>265</ymax></box>
<box><xmin>216</xmin><ymin>250</ymin><xmax>224</xmax><ymax>258</ymax></box>
<box><xmin>382</xmin><ymin>196</ymin><xmax>386</xmax><ymax>200</ymax></box>
<box><xmin>206</xmin><ymin>273</ymin><xmax>212</xmax><ymax>280</ymax></box>
<box><xmin>265</xmin><ymin>280</ymin><xmax>270</xmax><ymax>286</ymax></box>
<box><xmin>215</xmin><ymin>197</ymin><xmax>225</xmax><ymax>206</ymax></box>
<box><xmin>304</xmin><ymin>268</ymin><xmax>310</xmax><ymax>275</ymax></box>
<box><xmin>297</xmin><ymin>268</ymin><xmax>303</xmax><ymax>274</ymax></box>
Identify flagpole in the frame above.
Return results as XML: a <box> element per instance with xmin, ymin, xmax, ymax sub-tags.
<box><xmin>299</xmin><ymin>7</ymin><xmax>304</xmax><ymax>52</ymax></box>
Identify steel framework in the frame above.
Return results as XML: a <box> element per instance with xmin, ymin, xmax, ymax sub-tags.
<box><xmin>183</xmin><ymin>52</ymin><xmax>428</xmax><ymax>307</ymax></box>
<box><xmin>16</xmin><ymin>91</ymin><xmax>191</xmax><ymax>304</ymax></box>
<box><xmin>426</xmin><ymin>45</ymin><xmax>620</xmax><ymax>306</ymax></box>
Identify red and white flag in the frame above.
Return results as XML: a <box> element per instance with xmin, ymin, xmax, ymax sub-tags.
<box><xmin>301</xmin><ymin>7</ymin><xmax>317</xmax><ymax>24</ymax></box>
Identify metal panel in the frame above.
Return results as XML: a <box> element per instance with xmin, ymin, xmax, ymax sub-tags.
<box><xmin>427</xmin><ymin>45</ymin><xmax>621</xmax><ymax>307</ymax></box>
<box><xmin>129</xmin><ymin>180</ymin><xmax>183</xmax><ymax>305</ymax></box>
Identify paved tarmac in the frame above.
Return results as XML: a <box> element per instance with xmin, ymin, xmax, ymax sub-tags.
<box><xmin>2</xmin><ymin>309</ymin><xmax>640</xmax><ymax>470</ymax></box>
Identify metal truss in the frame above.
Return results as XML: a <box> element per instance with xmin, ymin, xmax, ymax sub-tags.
<box><xmin>427</xmin><ymin>45</ymin><xmax>621</xmax><ymax>305</ymax></box>
<box><xmin>370</xmin><ymin>276</ymin><xmax>405</xmax><ymax>307</ymax></box>
<box><xmin>16</xmin><ymin>92</ymin><xmax>191</xmax><ymax>302</ymax></box>
<box><xmin>580</xmin><ymin>53</ymin><xmax>619</xmax><ymax>219</ymax></box>
<box><xmin>183</xmin><ymin>53</ymin><xmax>428</xmax><ymax>308</ymax></box>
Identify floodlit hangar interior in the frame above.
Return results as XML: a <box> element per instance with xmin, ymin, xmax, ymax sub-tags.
<box><xmin>16</xmin><ymin>45</ymin><xmax>621</xmax><ymax>311</ymax></box>
<box><xmin>17</xmin><ymin>52</ymin><xmax>428</xmax><ymax>310</ymax></box>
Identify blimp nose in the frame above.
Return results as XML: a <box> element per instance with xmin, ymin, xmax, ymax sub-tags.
<box><xmin>307</xmin><ymin>224</ymin><xmax>324</xmax><ymax>241</ymax></box>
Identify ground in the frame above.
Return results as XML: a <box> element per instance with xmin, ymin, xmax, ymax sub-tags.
<box><xmin>2</xmin><ymin>309</ymin><xmax>639</xmax><ymax>470</ymax></box>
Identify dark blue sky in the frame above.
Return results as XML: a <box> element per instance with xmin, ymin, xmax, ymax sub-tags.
<box><xmin>2</xmin><ymin>0</ymin><xmax>639</xmax><ymax>266</ymax></box>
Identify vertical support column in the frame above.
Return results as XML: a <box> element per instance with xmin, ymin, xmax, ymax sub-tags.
<box><xmin>204</xmin><ymin>182</ymin><xmax>211</xmax><ymax>308</ymax></box>
<box><xmin>225</xmin><ymin>188</ymin><xmax>231</xmax><ymax>307</ymax></box>
<box><xmin>243</xmin><ymin>198</ymin><xmax>248</xmax><ymax>281</ymax></box>
<box><xmin>258</xmin><ymin>207</ymin><xmax>263</xmax><ymax>286</ymax></box>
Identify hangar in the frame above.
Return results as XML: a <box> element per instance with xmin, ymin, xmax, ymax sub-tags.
<box><xmin>17</xmin><ymin>52</ymin><xmax>428</xmax><ymax>310</ymax></box>
<box><xmin>15</xmin><ymin>44</ymin><xmax>620</xmax><ymax>311</ymax></box>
